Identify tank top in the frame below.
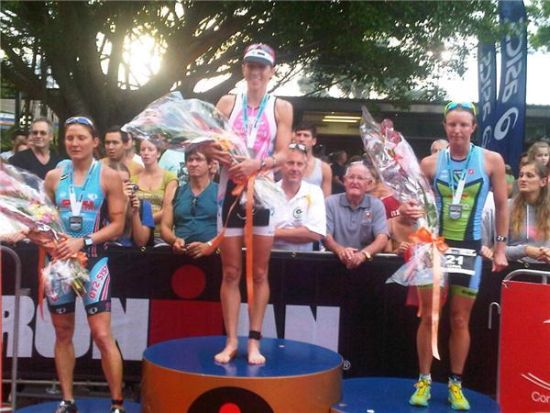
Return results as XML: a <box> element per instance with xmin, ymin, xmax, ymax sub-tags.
<box><xmin>228</xmin><ymin>93</ymin><xmax>277</xmax><ymax>159</ymax></box>
<box><xmin>303</xmin><ymin>157</ymin><xmax>323</xmax><ymax>188</ymax></box>
<box><xmin>434</xmin><ymin>145</ymin><xmax>489</xmax><ymax>241</ymax></box>
<box><xmin>55</xmin><ymin>161</ymin><xmax>105</xmax><ymax>254</ymax></box>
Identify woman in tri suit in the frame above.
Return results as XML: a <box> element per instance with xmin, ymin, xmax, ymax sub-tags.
<box><xmin>209</xmin><ymin>43</ymin><xmax>293</xmax><ymax>365</ymax></box>
<box><xmin>43</xmin><ymin>116</ymin><xmax>126</xmax><ymax>413</ymax></box>
<box><xmin>406</xmin><ymin>102</ymin><xmax>508</xmax><ymax>410</ymax></box>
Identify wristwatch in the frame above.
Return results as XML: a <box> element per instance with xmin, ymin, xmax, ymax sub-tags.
<box><xmin>495</xmin><ymin>235</ymin><xmax>508</xmax><ymax>243</ymax></box>
<box><xmin>83</xmin><ymin>236</ymin><xmax>94</xmax><ymax>247</ymax></box>
<box><xmin>362</xmin><ymin>250</ymin><xmax>373</xmax><ymax>261</ymax></box>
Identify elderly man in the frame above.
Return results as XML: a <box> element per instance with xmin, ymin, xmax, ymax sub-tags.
<box><xmin>10</xmin><ymin>117</ymin><xmax>63</xmax><ymax>179</ymax></box>
<box><xmin>324</xmin><ymin>162</ymin><xmax>389</xmax><ymax>269</ymax></box>
<box><xmin>273</xmin><ymin>143</ymin><xmax>326</xmax><ymax>252</ymax></box>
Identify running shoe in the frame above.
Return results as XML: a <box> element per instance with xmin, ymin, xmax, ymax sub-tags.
<box><xmin>409</xmin><ymin>378</ymin><xmax>431</xmax><ymax>407</ymax></box>
<box><xmin>55</xmin><ymin>400</ymin><xmax>78</xmax><ymax>413</ymax></box>
<box><xmin>448</xmin><ymin>381</ymin><xmax>471</xmax><ymax>410</ymax></box>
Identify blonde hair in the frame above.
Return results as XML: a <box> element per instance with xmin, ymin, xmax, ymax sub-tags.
<box><xmin>527</xmin><ymin>141</ymin><xmax>549</xmax><ymax>163</ymax></box>
<box><xmin>510</xmin><ymin>161</ymin><xmax>550</xmax><ymax>240</ymax></box>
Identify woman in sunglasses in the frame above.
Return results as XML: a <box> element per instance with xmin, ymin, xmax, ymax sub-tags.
<box><xmin>42</xmin><ymin>116</ymin><xmax>126</xmax><ymax>413</ymax></box>
<box><xmin>405</xmin><ymin>102</ymin><xmax>509</xmax><ymax>410</ymax></box>
<box><xmin>207</xmin><ymin>43</ymin><xmax>292</xmax><ymax>365</ymax></box>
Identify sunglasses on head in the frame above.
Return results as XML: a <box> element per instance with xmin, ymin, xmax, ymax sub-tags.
<box><xmin>288</xmin><ymin>143</ymin><xmax>307</xmax><ymax>153</ymax></box>
<box><xmin>444</xmin><ymin>102</ymin><xmax>477</xmax><ymax>116</ymax></box>
<box><xmin>65</xmin><ymin>116</ymin><xmax>95</xmax><ymax>128</ymax></box>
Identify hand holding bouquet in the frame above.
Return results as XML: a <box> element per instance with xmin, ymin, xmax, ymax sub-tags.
<box><xmin>0</xmin><ymin>163</ymin><xmax>89</xmax><ymax>299</ymax></box>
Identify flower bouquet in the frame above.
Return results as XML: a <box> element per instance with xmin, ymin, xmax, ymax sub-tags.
<box><xmin>0</xmin><ymin>163</ymin><xmax>89</xmax><ymax>299</ymax></box>
<box><xmin>122</xmin><ymin>91</ymin><xmax>284</xmax><ymax>211</ymax></box>
<box><xmin>360</xmin><ymin>107</ymin><xmax>447</xmax><ymax>358</ymax></box>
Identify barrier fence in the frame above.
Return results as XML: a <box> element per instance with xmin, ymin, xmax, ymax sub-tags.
<box><xmin>2</xmin><ymin>244</ymin><xmax>547</xmax><ymax>396</ymax></box>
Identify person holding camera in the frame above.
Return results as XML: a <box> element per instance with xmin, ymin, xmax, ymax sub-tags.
<box><xmin>109</xmin><ymin>162</ymin><xmax>154</xmax><ymax>247</ymax></box>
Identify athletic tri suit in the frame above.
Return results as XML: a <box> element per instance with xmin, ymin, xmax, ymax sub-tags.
<box><xmin>433</xmin><ymin>144</ymin><xmax>490</xmax><ymax>297</ymax></box>
<box><xmin>50</xmin><ymin>161</ymin><xmax>111</xmax><ymax>315</ymax></box>
<box><xmin>219</xmin><ymin>93</ymin><xmax>278</xmax><ymax>237</ymax></box>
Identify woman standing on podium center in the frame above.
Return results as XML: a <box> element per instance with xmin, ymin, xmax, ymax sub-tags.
<box><xmin>206</xmin><ymin>43</ymin><xmax>292</xmax><ymax>365</ymax></box>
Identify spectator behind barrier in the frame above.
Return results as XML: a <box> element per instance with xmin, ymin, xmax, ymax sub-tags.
<box><xmin>108</xmin><ymin>162</ymin><xmax>154</xmax><ymax>247</ymax></box>
<box><xmin>330</xmin><ymin>150</ymin><xmax>347</xmax><ymax>194</ymax></box>
<box><xmin>131</xmin><ymin>139</ymin><xmax>178</xmax><ymax>246</ymax></box>
<box><xmin>293</xmin><ymin>122</ymin><xmax>332</xmax><ymax>197</ymax></box>
<box><xmin>430</xmin><ymin>138</ymin><xmax>449</xmax><ymax>155</ymax></box>
<box><xmin>160</xmin><ymin>147</ymin><xmax>218</xmax><ymax>258</ymax></box>
<box><xmin>324</xmin><ymin>161</ymin><xmax>389</xmax><ymax>269</ymax></box>
<box><xmin>364</xmin><ymin>161</ymin><xmax>401</xmax><ymax>219</ymax></box>
<box><xmin>505</xmin><ymin>161</ymin><xmax>550</xmax><ymax>264</ymax></box>
<box><xmin>273</xmin><ymin>143</ymin><xmax>326</xmax><ymax>252</ymax></box>
<box><xmin>10</xmin><ymin>118</ymin><xmax>64</xmax><ymax>179</ymax></box>
<box><xmin>1</xmin><ymin>129</ymin><xmax>28</xmax><ymax>161</ymax></box>
<box><xmin>527</xmin><ymin>140</ymin><xmax>549</xmax><ymax>171</ymax></box>
<box><xmin>101</xmin><ymin>126</ymin><xmax>144</xmax><ymax>177</ymax></box>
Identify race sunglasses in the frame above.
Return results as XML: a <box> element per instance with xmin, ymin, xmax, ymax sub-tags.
<box><xmin>65</xmin><ymin>116</ymin><xmax>95</xmax><ymax>128</ymax></box>
<box><xmin>288</xmin><ymin>142</ymin><xmax>307</xmax><ymax>154</ymax></box>
<box><xmin>444</xmin><ymin>102</ymin><xmax>477</xmax><ymax>116</ymax></box>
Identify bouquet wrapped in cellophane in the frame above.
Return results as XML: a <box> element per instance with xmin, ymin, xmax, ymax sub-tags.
<box><xmin>0</xmin><ymin>162</ymin><xmax>89</xmax><ymax>300</ymax></box>
<box><xmin>360</xmin><ymin>107</ymin><xmax>447</xmax><ymax>359</ymax></box>
<box><xmin>122</xmin><ymin>91</ymin><xmax>284</xmax><ymax>211</ymax></box>
<box><xmin>360</xmin><ymin>107</ymin><xmax>446</xmax><ymax>287</ymax></box>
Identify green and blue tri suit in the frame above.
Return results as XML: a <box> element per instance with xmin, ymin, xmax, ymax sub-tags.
<box><xmin>434</xmin><ymin>144</ymin><xmax>490</xmax><ymax>298</ymax></box>
<box><xmin>51</xmin><ymin>160</ymin><xmax>112</xmax><ymax>315</ymax></box>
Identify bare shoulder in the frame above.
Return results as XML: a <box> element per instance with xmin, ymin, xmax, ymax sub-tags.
<box><xmin>275</xmin><ymin>98</ymin><xmax>293</xmax><ymax>114</ymax></box>
<box><xmin>101</xmin><ymin>164</ymin><xmax>122</xmax><ymax>192</ymax></box>
<box><xmin>44</xmin><ymin>167</ymin><xmax>62</xmax><ymax>190</ymax></box>
<box><xmin>420</xmin><ymin>153</ymin><xmax>437</xmax><ymax>179</ymax></box>
<box><xmin>216</xmin><ymin>94</ymin><xmax>236</xmax><ymax>118</ymax></box>
<box><xmin>482</xmin><ymin>147</ymin><xmax>505</xmax><ymax>174</ymax></box>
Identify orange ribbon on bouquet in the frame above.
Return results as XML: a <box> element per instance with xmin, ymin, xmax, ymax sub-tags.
<box><xmin>408</xmin><ymin>226</ymin><xmax>448</xmax><ymax>360</ymax></box>
<box><xmin>203</xmin><ymin>173</ymin><xmax>258</xmax><ymax>312</ymax></box>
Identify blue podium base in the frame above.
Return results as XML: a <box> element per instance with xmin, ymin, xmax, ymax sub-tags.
<box><xmin>332</xmin><ymin>378</ymin><xmax>500</xmax><ymax>413</ymax></box>
<box><xmin>16</xmin><ymin>399</ymin><xmax>140</xmax><ymax>412</ymax></box>
<box><xmin>141</xmin><ymin>336</ymin><xmax>343</xmax><ymax>412</ymax></box>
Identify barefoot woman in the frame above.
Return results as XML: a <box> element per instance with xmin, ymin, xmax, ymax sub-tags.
<box><xmin>212</xmin><ymin>43</ymin><xmax>292</xmax><ymax>364</ymax></box>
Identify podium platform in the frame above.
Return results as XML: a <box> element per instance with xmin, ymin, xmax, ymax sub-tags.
<box><xmin>16</xmin><ymin>399</ymin><xmax>141</xmax><ymax>412</ymax></box>
<box><xmin>331</xmin><ymin>377</ymin><xmax>500</xmax><ymax>413</ymax></box>
<box><xmin>141</xmin><ymin>336</ymin><xmax>343</xmax><ymax>412</ymax></box>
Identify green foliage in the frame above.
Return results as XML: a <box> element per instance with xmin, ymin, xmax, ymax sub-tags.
<box><xmin>528</xmin><ymin>0</ymin><xmax>550</xmax><ymax>52</ymax></box>
<box><xmin>0</xmin><ymin>1</ymin><xmax>498</xmax><ymax>132</ymax></box>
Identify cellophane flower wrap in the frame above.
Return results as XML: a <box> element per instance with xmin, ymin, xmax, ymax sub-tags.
<box><xmin>0</xmin><ymin>163</ymin><xmax>89</xmax><ymax>299</ymax></box>
<box><xmin>122</xmin><ymin>91</ymin><xmax>284</xmax><ymax>210</ymax></box>
<box><xmin>359</xmin><ymin>107</ymin><xmax>445</xmax><ymax>287</ymax></box>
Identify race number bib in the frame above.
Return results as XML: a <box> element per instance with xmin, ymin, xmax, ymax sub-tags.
<box><xmin>443</xmin><ymin>247</ymin><xmax>477</xmax><ymax>276</ymax></box>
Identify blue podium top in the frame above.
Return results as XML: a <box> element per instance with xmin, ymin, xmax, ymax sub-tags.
<box><xmin>143</xmin><ymin>336</ymin><xmax>343</xmax><ymax>378</ymax></box>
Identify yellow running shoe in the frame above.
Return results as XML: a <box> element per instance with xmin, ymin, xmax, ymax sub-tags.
<box><xmin>409</xmin><ymin>378</ymin><xmax>431</xmax><ymax>407</ymax></box>
<box><xmin>448</xmin><ymin>381</ymin><xmax>471</xmax><ymax>410</ymax></box>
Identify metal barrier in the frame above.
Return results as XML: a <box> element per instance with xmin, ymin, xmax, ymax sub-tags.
<box><xmin>1</xmin><ymin>246</ymin><xmax>22</xmax><ymax>412</ymax></box>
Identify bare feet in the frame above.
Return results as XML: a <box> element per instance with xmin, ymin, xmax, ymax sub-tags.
<box><xmin>247</xmin><ymin>338</ymin><xmax>266</xmax><ymax>365</ymax></box>
<box><xmin>214</xmin><ymin>339</ymin><xmax>238</xmax><ymax>364</ymax></box>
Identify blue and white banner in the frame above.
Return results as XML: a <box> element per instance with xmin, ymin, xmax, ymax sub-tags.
<box><xmin>477</xmin><ymin>43</ymin><xmax>497</xmax><ymax>147</ymax></box>
<box><xmin>484</xmin><ymin>0</ymin><xmax>527</xmax><ymax>174</ymax></box>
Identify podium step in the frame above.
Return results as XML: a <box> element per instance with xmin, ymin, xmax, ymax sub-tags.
<box><xmin>142</xmin><ymin>335</ymin><xmax>343</xmax><ymax>412</ymax></box>
<box><xmin>332</xmin><ymin>377</ymin><xmax>500</xmax><ymax>413</ymax></box>
<box><xmin>16</xmin><ymin>399</ymin><xmax>140</xmax><ymax>412</ymax></box>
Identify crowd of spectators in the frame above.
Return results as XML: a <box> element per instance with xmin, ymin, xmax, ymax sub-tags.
<box><xmin>2</xmin><ymin>118</ymin><xmax>549</xmax><ymax>266</ymax></box>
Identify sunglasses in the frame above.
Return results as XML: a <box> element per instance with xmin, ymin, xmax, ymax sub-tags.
<box><xmin>288</xmin><ymin>143</ymin><xmax>307</xmax><ymax>154</ymax></box>
<box><xmin>191</xmin><ymin>197</ymin><xmax>198</xmax><ymax>216</ymax></box>
<box><xmin>444</xmin><ymin>102</ymin><xmax>477</xmax><ymax>116</ymax></box>
<box><xmin>65</xmin><ymin>116</ymin><xmax>95</xmax><ymax>128</ymax></box>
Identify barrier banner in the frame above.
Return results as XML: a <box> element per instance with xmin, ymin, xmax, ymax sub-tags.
<box><xmin>498</xmin><ymin>281</ymin><xmax>550</xmax><ymax>413</ymax></box>
<box><xmin>477</xmin><ymin>42</ymin><xmax>497</xmax><ymax>148</ymax></box>
<box><xmin>485</xmin><ymin>0</ymin><xmax>527</xmax><ymax>174</ymax></box>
